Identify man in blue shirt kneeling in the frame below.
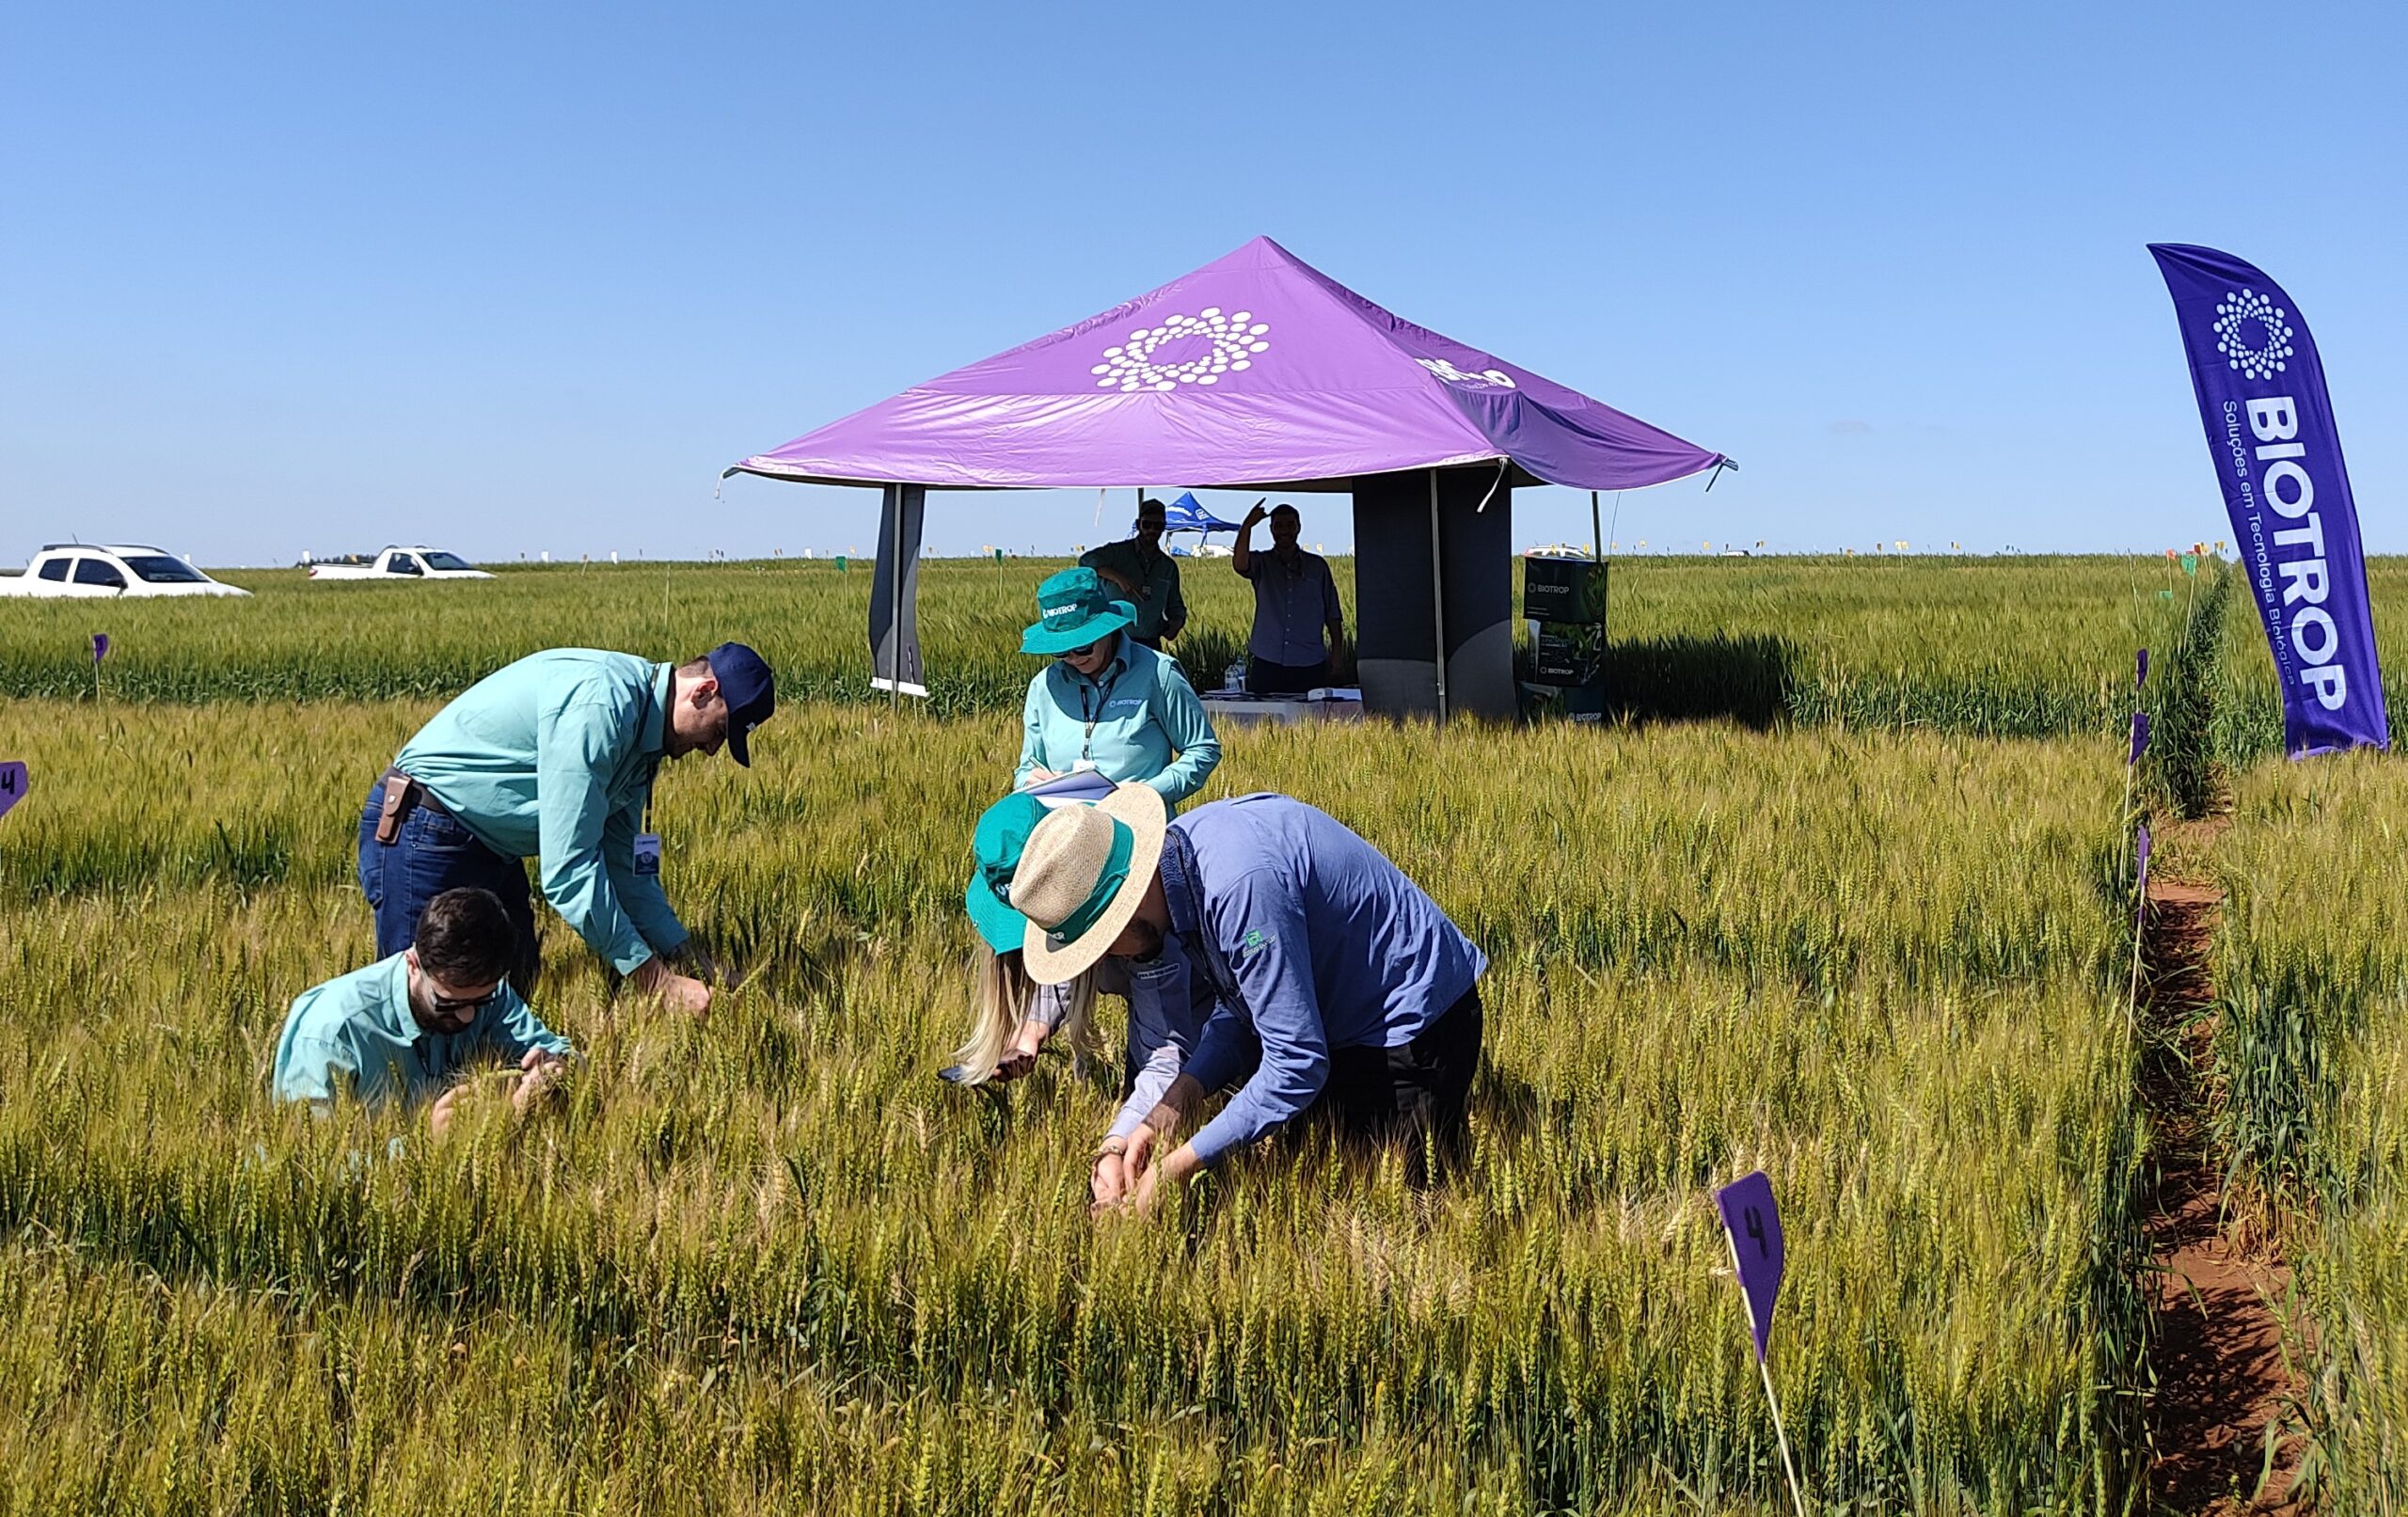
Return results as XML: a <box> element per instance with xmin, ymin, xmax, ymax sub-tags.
<box><xmin>274</xmin><ymin>886</ymin><xmax>574</xmax><ymax>1135</ymax></box>
<box><xmin>1005</xmin><ymin>787</ymin><xmax>1485</xmax><ymax>1209</ymax></box>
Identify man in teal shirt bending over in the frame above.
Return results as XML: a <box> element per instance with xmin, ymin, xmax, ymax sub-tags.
<box><xmin>359</xmin><ymin>642</ymin><xmax>775</xmax><ymax>1018</ymax></box>
<box><xmin>275</xmin><ymin>886</ymin><xmax>573</xmax><ymax>1135</ymax></box>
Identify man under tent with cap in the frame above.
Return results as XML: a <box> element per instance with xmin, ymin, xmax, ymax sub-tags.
<box><xmin>1001</xmin><ymin>783</ymin><xmax>1486</xmax><ymax>1209</ymax></box>
<box><xmin>273</xmin><ymin>885</ymin><xmax>573</xmax><ymax>1137</ymax></box>
<box><xmin>1078</xmin><ymin>497</ymin><xmax>1187</xmax><ymax>650</ymax></box>
<box><xmin>359</xmin><ymin>643</ymin><xmax>775</xmax><ymax>1018</ymax></box>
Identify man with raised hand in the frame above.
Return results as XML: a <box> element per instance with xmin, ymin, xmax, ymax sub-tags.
<box><xmin>1231</xmin><ymin>502</ymin><xmax>1346</xmax><ymax>693</ymax></box>
<box><xmin>358</xmin><ymin>642</ymin><xmax>774</xmax><ymax>1017</ymax></box>
<box><xmin>274</xmin><ymin>886</ymin><xmax>573</xmax><ymax>1134</ymax></box>
<box><xmin>1004</xmin><ymin>786</ymin><xmax>1486</xmax><ymax>1209</ymax></box>
<box><xmin>1079</xmin><ymin>497</ymin><xmax>1187</xmax><ymax>650</ymax></box>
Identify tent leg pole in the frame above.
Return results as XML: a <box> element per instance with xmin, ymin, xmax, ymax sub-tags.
<box><xmin>1591</xmin><ymin>490</ymin><xmax>1603</xmax><ymax>562</ymax></box>
<box><xmin>1429</xmin><ymin>468</ymin><xmax>1449</xmax><ymax>722</ymax></box>
<box><xmin>889</xmin><ymin>484</ymin><xmax>901</xmax><ymax>712</ymax></box>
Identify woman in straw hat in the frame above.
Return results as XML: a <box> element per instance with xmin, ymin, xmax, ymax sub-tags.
<box><xmin>1006</xmin><ymin>785</ymin><xmax>1487</xmax><ymax>1210</ymax></box>
<box><xmin>953</xmin><ymin>786</ymin><xmax>1212</xmax><ymax>1210</ymax></box>
<box><xmin>960</xmin><ymin>567</ymin><xmax>1220</xmax><ymax>1092</ymax></box>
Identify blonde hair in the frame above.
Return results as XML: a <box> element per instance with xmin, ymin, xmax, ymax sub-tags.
<box><xmin>952</xmin><ymin>947</ymin><xmax>1099</xmax><ymax>1083</ymax></box>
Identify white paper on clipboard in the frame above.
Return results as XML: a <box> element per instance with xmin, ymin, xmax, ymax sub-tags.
<box><xmin>1019</xmin><ymin>768</ymin><xmax>1118</xmax><ymax>810</ymax></box>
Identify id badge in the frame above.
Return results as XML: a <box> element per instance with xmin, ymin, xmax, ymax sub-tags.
<box><xmin>633</xmin><ymin>832</ymin><xmax>663</xmax><ymax>877</ymax></box>
<box><xmin>1069</xmin><ymin>759</ymin><xmax>1101</xmax><ymax>774</ymax></box>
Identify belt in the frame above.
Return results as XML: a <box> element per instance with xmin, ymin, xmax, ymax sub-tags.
<box><xmin>372</xmin><ymin>768</ymin><xmax>450</xmax><ymax>843</ymax></box>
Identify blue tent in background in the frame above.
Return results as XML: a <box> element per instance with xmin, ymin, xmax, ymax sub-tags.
<box><xmin>1162</xmin><ymin>491</ymin><xmax>1242</xmax><ymax>538</ymax></box>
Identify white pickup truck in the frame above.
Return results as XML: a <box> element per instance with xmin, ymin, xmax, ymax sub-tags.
<box><xmin>306</xmin><ymin>545</ymin><xmax>495</xmax><ymax>581</ymax></box>
<box><xmin>0</xmin><ymin>544</ymin><xmax>251</xmax><ymax>598</ymax></box>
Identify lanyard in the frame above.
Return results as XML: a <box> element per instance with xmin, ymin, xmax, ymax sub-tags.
<box><xmin>639</xmin><ymin>667</ymin><xmax>665</xmax><ymax>833</ymax></box>
<box><xmin>1074</xmin><ymin>658</ymin><xmax>1124</xmax><ymax>764</ymax></box>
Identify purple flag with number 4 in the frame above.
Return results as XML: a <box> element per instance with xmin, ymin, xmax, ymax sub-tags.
<box><xmin>0</xmin><ymin>761</ymin><xmax>26</xmax><ymax>823</ymax></box>
<box><xmin>91</xmin><ymin>634</ymin><xmax>109</xmax><ymax>665</ymax></box>
<box><xmin>1714</xmin><ymin>1170</ymin><xmax>1785</xmax><ymax>1364</ymax></box>
<box><xmin>2129</xmin><ymin>711</ymin><xmax>2151</xmax><ymax>766</ymax></box>
<box><xmin>2136</xmin><ymin>648</ymin><xmax>2148</xmax><ymax>689</ymax></box>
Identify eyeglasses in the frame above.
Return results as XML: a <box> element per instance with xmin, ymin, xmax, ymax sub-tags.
<box><xmin>429</xmin><ymin>986</ymin><xmax>503</xmax><ymax>1016</ymax></box>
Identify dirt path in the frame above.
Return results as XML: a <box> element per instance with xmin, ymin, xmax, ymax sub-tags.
<box><xmin>2137</xmin><ymin>822</ymin><xmax>2312</xmax><ymax>1514</ymax></box>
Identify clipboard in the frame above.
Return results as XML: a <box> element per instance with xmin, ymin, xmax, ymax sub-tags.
<box><xmin>1019</xmin><ymin>767</ymin><xmax>1117</xmax><ymax>810</ymax></box>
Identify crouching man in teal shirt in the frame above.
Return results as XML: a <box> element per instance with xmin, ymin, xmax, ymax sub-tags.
<box><xmin>360</xmin><ymin>642</ymin><xmax>776</xmax><ymax>1019</ymax></box>
<box><xmin>274</xmin><ymin>887</ymin><xmax>574</xmax><ymax>1136</ymax></box>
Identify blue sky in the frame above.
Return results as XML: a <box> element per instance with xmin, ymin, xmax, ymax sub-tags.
<box><xmin>4</xmin><ymin>2</ymin><xmax>2401</xmax><ymax>565</ymax></box>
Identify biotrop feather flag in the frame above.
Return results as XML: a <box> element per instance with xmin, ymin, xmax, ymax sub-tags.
<box><xmin>2149</xmin><ymin>244</ymin><xmax>2386</xmax><ymax>755</ymax></box>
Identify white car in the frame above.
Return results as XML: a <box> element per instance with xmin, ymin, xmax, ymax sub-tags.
<box><xmin>0</xmin><ymin>544</ymin><xmax>251</xmax><ymax>598</ymax></box>
<box><xmin>306</xmin><ymin>545</ymin><xmax>495</xmax><ymax>581</ymax></box>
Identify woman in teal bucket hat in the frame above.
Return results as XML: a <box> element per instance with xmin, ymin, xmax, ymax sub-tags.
<box><xmin>951</xmin><ymin>783</ymin><xmax>1210</xmax><ymax>1209</ymax></box>
<box><xmin>1014</xmin><ymin>567</ymin><xmax>1220</xmax><ymax>807</ymax></box>
<box><xmin>949</xmin><ymin>569</ymin><xmax>1221</xmax><ymax>1100</ymax></box>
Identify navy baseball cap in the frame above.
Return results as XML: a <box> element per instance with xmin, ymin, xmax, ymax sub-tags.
<box><xmin>705</xmin><ymin>642</ymin><xmax>775</xmax><ymax>766</ymax></box>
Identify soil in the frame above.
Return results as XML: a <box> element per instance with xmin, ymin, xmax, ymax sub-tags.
<box><xmin>2136</xmin><ymin>820</ymin><xmax>2313</xmax><ymax>1515</ymax></box>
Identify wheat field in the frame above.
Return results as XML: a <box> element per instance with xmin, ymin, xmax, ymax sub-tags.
<box><xmin>0</xmin><ymin>553</ymin><xmax>2396</xmax><ymax>1512</ymax></box>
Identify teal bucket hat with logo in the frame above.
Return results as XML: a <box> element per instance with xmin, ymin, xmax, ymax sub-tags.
<box><xmin>1021</xmin><ymin>567</ymin><xmax>1136</xmax><ymax>656</ymax></box>
<box><xmin>964</xmin><ymin>791</ymin><xmax>1051</xmax><ymax>954</ymax></box>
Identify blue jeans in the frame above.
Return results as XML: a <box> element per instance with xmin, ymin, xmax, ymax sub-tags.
<box><xmin>356</xmin><ymin>777</ymin><xmax>541</xmax><ymax>993</ymax></box>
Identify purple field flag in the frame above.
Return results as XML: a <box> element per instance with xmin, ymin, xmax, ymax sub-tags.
<box><xmin>2136</xmin><ymin>648</ymin><xmax>2149</xmax><ymax>690</ymax></box>
<box><xmin>2150</xmin><ymin>245</ymin><xmax>2387</xmax><ymax>755</ymax></box>
<box><xmin>1715</xmin><ymin>1169</ymin><xmax>1810</xmax><ymax>1516</ymax></box>
<box><xmin>91</xmin><ymin>633</ymin><xmax>109</xmax><ymax>665</ymax></box>
<box><xmin>2136</xmin><ymin>823</ymin><xmax>2153</xmax><ymax>894</ymax></box>
<box><xmin>1714</xmin><ymin>1170</ymin><xmax>1786</xmax><ymax>1364</ymax></box>
<box><xmin>0</xmin><ymin>761</ymin><xmax>25</xmax><ymax>823</ymax></box>
<box><xmin>2129</xmin><ymin>711</ymin><xmax>2152</xmax><ymax>766</ymax></box>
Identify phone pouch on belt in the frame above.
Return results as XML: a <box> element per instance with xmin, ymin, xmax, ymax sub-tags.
<box><xmin>374</xmin><ymin>773</ymin><xmax>410</xmax><ymax>845</ymax></box>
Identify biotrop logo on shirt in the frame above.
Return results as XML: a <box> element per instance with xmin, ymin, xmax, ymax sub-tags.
<box><xmin>1239</xmin><ymin>927</ymin><xmax>1275</xmax><ymax>958</ymax></box>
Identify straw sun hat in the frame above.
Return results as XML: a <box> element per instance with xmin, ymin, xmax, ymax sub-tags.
<box><xmin>1007</xmin><ymin>782</ymin><xmax>1167</xmax><ymax>985</ymax></box>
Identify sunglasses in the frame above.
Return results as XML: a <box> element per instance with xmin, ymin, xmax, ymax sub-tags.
<box><xmin>428</xmin><ymin>985</ymin><xmax>503</xmax><ymax>1017</ymax></box>
<box><xmin>1057</xmin><ymin>639</ymin><xmax>1106</xmax><ymax>660</ymax></box>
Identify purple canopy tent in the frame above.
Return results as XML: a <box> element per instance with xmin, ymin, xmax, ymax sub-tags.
<box><xmin>727</xmin><ymin>236</ymin><xmax>1729</xmax><ymax>718</ymax></box>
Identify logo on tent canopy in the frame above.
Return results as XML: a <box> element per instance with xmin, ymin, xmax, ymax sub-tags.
<box><xmin>1417</xmin><ymin>356</ymin><xmax>1517</xmax><ymax>389</ymax></box>
<box><xmin>1092</xmin><ymin>308</ymin><xmax>1269</xmax><ymax>392</ymax></box>
<box><xmin>2213</xmin><ymin>288</ymin><xmax>2295</xmax><ymax>382</ymax></box>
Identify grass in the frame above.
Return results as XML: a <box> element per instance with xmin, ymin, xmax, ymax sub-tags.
<box><xmin>2207</xmin><ymin>753</ymin><xmax>2408</xmax><ymax>1507</ymax></box>
<box><xmin>2212</xmin><ymin>557</ymin><xmax>2408</xmax><ymax>766</ymax></box>
<box><xmin>0</xmin><ymin>685</ymin><xmax>2153</xmax><ymax>1513</ymax></box>
<box><xmin>0</xmin><ymin>554</ymin><xmax>2192</xmax><ymax>741</ymax></box>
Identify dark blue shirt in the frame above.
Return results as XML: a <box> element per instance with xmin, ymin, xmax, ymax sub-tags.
<box><xmin>1167</xmin><ymin>795</ymin><xmax>1485</xmax><ymax>1165</ymax></box>
<box><xmin>1235</xmin><ymin>548</ymin><xmax>1342</xmax><ymax>666</ymax></box>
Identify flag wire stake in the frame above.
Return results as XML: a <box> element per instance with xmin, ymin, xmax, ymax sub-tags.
<box><xmin>1726</xmin><ymin>1225</ymin><xmax>1808</xmax><ymax>1517</ymax></box>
